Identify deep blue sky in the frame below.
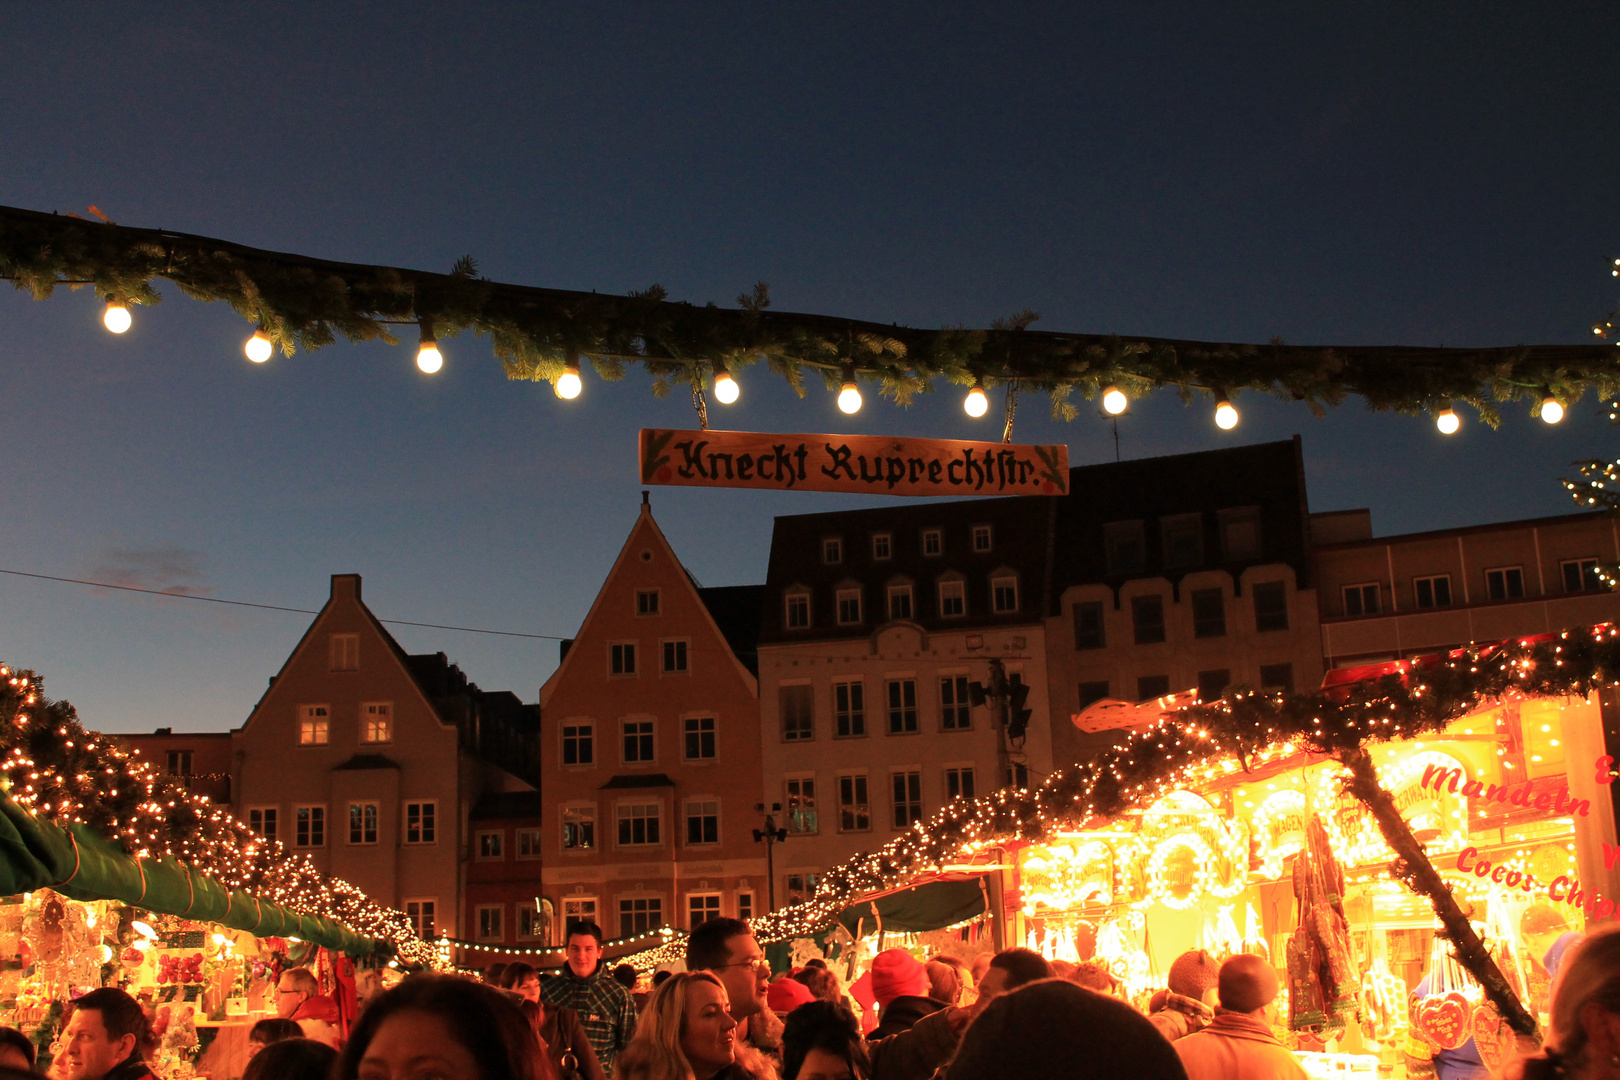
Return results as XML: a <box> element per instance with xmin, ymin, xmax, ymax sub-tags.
<box><xmin>2</xmin><ymin>4</ymin><xmax>1617</xmax><ymax>733</ymax></box>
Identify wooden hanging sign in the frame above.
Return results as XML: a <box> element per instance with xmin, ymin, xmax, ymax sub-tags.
<box><xmin>640</xmin><ymin>428</ymin><xmax>1069</xmax><ymax>497</ymax></box>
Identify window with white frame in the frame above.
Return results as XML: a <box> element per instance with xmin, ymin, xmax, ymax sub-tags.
<box><xmin>944</xmin><ymin>766</ymin><xmax>975</xmax><ymax>801</ymax></box>
<box><xmin>785</xmin><ymin>775</ymin><xmax>817</xmax><ymax>834</ymax></box>
<box><xmin>617</xmin><ymin>803</ymin><xmax>661</xmax><ymax>846</ymax></box>
<box><xmin>1252</xmin><ymin>582</ymin><xmax>1289</xmax><ymax>631</ymax></box>
<box><xmin>294</xmin><ymin>805</ymin><xmax>325</xmax><ymax>847</ymax></box>
<box><xmin>886</xmin><ymin>679</ymin><xmax>918</xmax><ymax>734</ymax></box>
<box><xmin>405</xmin><ymin>899</ymin><xmax>436</xmax><ymax>939</ymax></box>
<box><xmin>823</xmin><ymin>537</ymin><xmax>843</xmax><ymax>565</ymax></box>
<box><xmin>786</xmin><ymin>873</ymin><xmax>819</xmax><ymax>904</ymax></box>
<box><xmin>622</xmin><ymin>719</ymin><xmax>655</xmax><ymax>762</ymax></box>
<box><xmin>477</xmin><ymin>831</ymin><xmax>504</xmax><ymax>860</ymax></box>
<box><xmin>619</xmin><ymin>898</ymin><xmax>662</xmax><ymax>938</ymax></box>
<box><xmin>610</xmin><ymin>642</ymin><xmax>638</xmax><ymax>676</ymax></box>
<box><xmin>836</xmin><ymin>588</ymin><xmax>862</xmax><ymax>625</ymax></box>
<box><xmin>1414</xmin><ymin>574</ymin><xmax>1452</xmax><ymax>609</ymax></box>
<box><xmin>780</xmin><ymin>685</ymin><xmax>814</xmax><ymax>741</ymax></box>
<box><xmin>1486</xmin><ymin>566</ymin><xmax>1525</xmax><ymax>600</ymax></box>
<box><xmin>167</xmin><ymin>750</ymin><xmax>192</xmax><ymax>776</ymax></box>
<box><xmin>785</xmin><ymin>592</ymin><xmax>811</xmax><ymax>629</ymax></box>
<box><xmin>683</xmin><ymin>717</ymin><xmax>716</xmax><ymax>760</ymax></box>
<box><xmin>922</xmin><ymin>529</ymin><xmax>942</xmax><ymax>556</ymax></box>
<box><xmin>562</xmin><ymin>806</ymin><xmax>596</xmax><ymax>850</ymax></box>
<box><xmin>940</xmin><ymin>675</ymin><xmax>971</xmax><ymax>730</ymax></box>
<box><xmin>662</xmin><ymin>640</ymin><xmax>689</xmax><ymax>673</ymax></box>
<box><xmin>891</xmin><ymin>770</ymin><xmax>922</xmax><ymax>828</ymax></box>
<box><xmin>477</xmin><ymin>905</ymin><xmax>503</xmax><ymax>941</ymax></box>
<box><xmin>833</xmin><ymin>680</ymin><xmax>865</xmax><ymax>737</ymax></box>
<box><xmin>329</xmin><ymin>633</ymin><xmax>359</xmax><ymax>671</ymax></box>
<box><xmin>248</xmin><ymin>807</ymin><xmax>278</xmax><ymax>841</ymax></box>
<box><xmin>405</xmin><ymin>801</ymin><xmax>436</xmax><ymax>844</ymax></box>
<box><xmin>685</xmin><ymin>800</ymin><xmax>719</xmax><ymax>845</ymax></box>
<box><xmin>298</xmin><ymin>705</ymin><xmax>329</xmax><ymax>746</ymax></box>
<box><xmin>972</xmin><ymin>525</ymin><xmax>993</xmax><ymax>552</ymax></box>
<box><xmin>887</xmin><ymin>584</ymin><xmax>913</xmax><ymax>621</ymax></box>
<box><xmin>1005</xmin><ymin>761</ymin><xmax>1030</xmax><ymax>789</ymax></box>
<box><xmin>561</xmin><ymin>897</ymin><xmax>597</xmax><ymax>942</ymax></box>
<box><xmin>687</xmin><ymin>893</ymin><xmax>722</xmax><ymax>929</ymax></box>
<box><xmin>737</xmin><ymin>893</ymin><xmax>754</xmax><ymax>921</ymax></box>
<box><xmin>361</xmin><ymin>702</ymin><xmax>392</xmax><ymax>743</ymax></box>
<box><xmin>872</xmin><ymin>533</ymin><xmax>893</xmax><ymax>560</ymax></box>
<box><xmin>517</xmin><ymin>828</ymin><xmax>542</xmax><ymax>858</ymax></box>
<box><xmin>1562</xmin><ymin>558</ymin><xmax>1604</xmax><ymax>593</ymax></box>
<box><xmin>838</xmin><ymin>774</ymin><xmax>870</xmax><ymax>832</ymax></box>
<box><xmin>636</xmin><ymin>589</ymin><xmax>660</xmax><ymax>616</ymax></box>
<box><xmin>938</xmin><ymin>580</ymin><xmax>965</xmax><ymax>617</ymax></box>
<box><xmin>562</xmin><ymin>722</ymin><xmax>594</xmax><ymax>766</ymax></box>
<box><xmin>518</xmin><ymin>906</ymin><xmax>545</xmax><ymax>939</ymax></box>
<box><xmin>348</xmin><ymin>802</ymin><xmax>379</xmax><ymax>845</ymax></box>
<box><xmin>991</xmin><ymin>575</ymin><xmax>1019</xmax><ymax>613</ymax></box>
<box><xmin>1343</xmin><ymin>583</ymin><xmax>1381</xmax><ymax>616</ymax></box>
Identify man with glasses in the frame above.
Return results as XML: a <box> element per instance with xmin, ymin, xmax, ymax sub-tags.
<box><xmin>275</xmin><ymin>967</ymin><xmax>341</xmax><ymax>1047</ymax></box>
<box><xmin>686</xmin><ymin>917</ymin><xmax>774</xmax><ymax>1079</ymax></box>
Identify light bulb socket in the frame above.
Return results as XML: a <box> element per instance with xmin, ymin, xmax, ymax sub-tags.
<box><xmin>418</xmin><ymin>316</ymin><xmax>436</xmax><ymax>348</ymax></box>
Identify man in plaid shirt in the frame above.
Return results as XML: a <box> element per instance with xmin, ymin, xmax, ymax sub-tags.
<box><xmin>540</xmin><ymin>920</ymin><xmax>638</xmax><ymax>1074</ymax></box>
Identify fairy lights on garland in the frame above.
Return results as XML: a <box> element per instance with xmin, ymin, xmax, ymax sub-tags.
<box><xmin>1</xmin><ymin>203</ymin><xmax>1615</xmax><ymax>430</ymax></box>
<box><xmin>0</xmin><ymin>666</ymin><xmax>440</xmax><ymax>968</ymax></box>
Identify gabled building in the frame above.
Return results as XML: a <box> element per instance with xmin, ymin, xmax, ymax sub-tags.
<box><xmin>232</xmin><ymin>573</ymin><xmax>539</xmax><ymax>941</ymax></box>
<box><xmin>115</xmin><ymin>729</ymin><xmax>233</xmax><ymax>804</ymax></box>
<box><xmin>538</xmin><ymin>495</ymin><xmax>766</xmax><ymax>940</ymax></box>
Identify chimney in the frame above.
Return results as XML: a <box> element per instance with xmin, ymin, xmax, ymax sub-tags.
<box><xmin>331</xmin><ymin>573</ymin><xmax>362</xmax><ymax>601</ymax></box>
<box><xmin>641</xmin><ymin>490</ymin><xmax>650</xmax><ymax>515</ymax></box>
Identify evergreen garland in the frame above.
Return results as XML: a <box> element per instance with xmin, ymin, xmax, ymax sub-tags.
<box><xmin>3</xmin><ymin>204</ymin><xmax>1616</xmax><ymax>424</ymax></box>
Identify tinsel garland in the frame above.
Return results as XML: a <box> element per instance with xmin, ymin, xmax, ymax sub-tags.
<box><xmin>2</xmin><ymin>204</ymin><xmax>1615</xmax><ymax>423</ymax></box>
<box><xmin>0</xmin><ymin>667</ymin><xmax>439</xmax><ymax>967</ymax></box>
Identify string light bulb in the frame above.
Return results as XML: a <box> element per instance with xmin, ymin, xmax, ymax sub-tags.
<box><xmin>1435</xmin><ymin>406</ymin><xmax>1460</xmax><ymax>435</ymax></box>
<box><xmin>1540</xmin><ymin>396</ymin><xmax>1564</xmax><ymax>424</ymax></box>
<box><xmin>1214</xmin><ymin>398</ymin><xmax>1239</xmax><ymax>430</ymax></box>
<box><xmin>102</xmin><ymin>300</ymin><xmax>131</xmax><ymax>334</ymax></box>
<box><xmin>555</xmin><ymin>357</ymin><xmax>583</xmax><ymax>400</ymax></box>
<box><xmin>838</xmin><ymin>365</ymin><xmax>862</xmax><ymax>415</ymax></box>
<box><xmin>712</xmin><ymin>359</ymin><xmax>739</xmax><ymax>405</ymax></box>
<box><xmin>964</xmin><ymin>379</ymin><xmax>989</xmax><ymax>418</ymax></box>
<box><xmin>416</xmin><ymin>320</ymin><xmax>443</xmax><ymax>374</ymax></box>
<box><xmin>1102</xmin><ymin>386</ymin><xmax>1128</xmax><ymax>415</ymax></box>
<box><xmin>244</xmin><ymin>326</ymin><xmax>273</xmax><ymax>364</ymax></box>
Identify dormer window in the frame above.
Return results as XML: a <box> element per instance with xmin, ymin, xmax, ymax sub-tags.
<box><xmin>823</xmin><ymin>538</ymin><xmax>843</xmax><ymax>565</ymax></box>
<box><xmin>887</xmin><ymin>584</ymin><xmax>914</xmax><ymax>621</ymax></box>
<box><xmin>872</xmin><ymin>533</ymin><xmax>893</xmax><ymax>560</ymax></box>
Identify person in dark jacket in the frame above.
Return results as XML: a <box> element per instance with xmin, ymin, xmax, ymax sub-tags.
<box><xmin>867</xmin><ymin>950</ymin><xmax>951</xmax><ymax>1040</ymax></box>
<box><xmin>541</xmin><ymin>921</ymin><xmax>639</xmax><ymax>1074</ymax></box>
<box><xmin>522</xmin><ymin>997</ymin><xmax>607</xmax><ymax>1080</ymax></box>
<box><xmin>54</xmin><ymin>988</ymin><xmax>155</xmax><ymax>1080</ymax></box>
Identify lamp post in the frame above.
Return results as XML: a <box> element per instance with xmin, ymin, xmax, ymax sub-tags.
<box><xmin>752</xmin><ymin>803</ymin><xmax>788</xmax><ymax>912</ymax></box>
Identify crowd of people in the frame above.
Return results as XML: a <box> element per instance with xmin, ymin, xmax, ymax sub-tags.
<box><xmin>2</xmin><ymin>918</ymin><xmax>1615</xmax><ymax>1080</ymax></box>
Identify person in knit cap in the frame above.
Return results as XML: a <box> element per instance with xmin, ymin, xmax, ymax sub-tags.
<box><xmin>867</xmin><ymin>950</ymin><xmax>949</xmax><ymax>1040</ymax></box>
<box><xmin>768</xmin><ymin>977</ymin><xmax>818</xmax><ymax>1018</ymax></box>
<box><xmin>1175</xmin><ymin>954</ymin><xmax>1307</xmax><ymax>1080</ymax></box>
<box><xmin>1149</xmin><ymin>949</ymin><xmax>1222</xmax><ymax>1042</ymax></box>
<box><xmin>945</xmin><ymin>979</ymin><xmax>1187</xmax><ymax>1080</ymax></box>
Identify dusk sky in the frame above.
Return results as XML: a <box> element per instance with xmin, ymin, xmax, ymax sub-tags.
<box><xmin>2</xmin><ymin>5</ymin><xmax>1617</xmax><ymax>734</ymax></box>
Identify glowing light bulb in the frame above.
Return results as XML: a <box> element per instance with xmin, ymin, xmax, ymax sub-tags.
<box><xmin>132</xmin><ymin>920</ymin><xmax>157</xmax><ymax>939</ymax></box>
<box><xmin>244</xmin><ymin>328</ymin><xmax>273</xmax><ymax>363</ymax></box>
<box><xmin>713</xmin><ymin>371</ymin><xmax>739</xmax><ymax>404</ymax></box>
<box><xmin>103</xmin><ymin>302</ymin><xmax>131</xmax><ymax>334</ymax></box>
<box><xmin>416</xmin><ymin>341</ymin><xmax>443</xmax><ymax>374</ymax></box>
<box><xmin>1435</xmin><ymin>408</ymin><xmax>1460</xmax><ymax>435</ymax></box>
<box><xmin>1540</xmin><ymin>396</ymin><xmax>1564</xmax><ymax>424</ymax></box>
<box><xmin>838</xmin><ymin>380</ymin><xmax>863</xmax><ymax>415</ymax></box>
<box><xmin>1214</xmin><ymin>399</ymin><xmax>1239</xmax><ymax>430</ymax></box>
<box><xmin>1101</xmin><ymin>386</ymin><xmax>1128</xmax><ymax>415</ymax></box>
<box><xmin>555</xmin><ymin>361</ymin><xmax>582</xmax><ymax>400</ymax></box>
<box><xmin>964</xmin><ymin>382</ymin><xmax>989</xmax><ymax>417</ymax></box>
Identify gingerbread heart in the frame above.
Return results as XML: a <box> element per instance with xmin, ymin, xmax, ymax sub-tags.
<box><xmin>1415</xmin><ymin>992</ymin><xmax>1470</xmax><ymax>1050</ymax></box>
<box><xmin>1472</xmin><ymin>1000</ymin><xmax>1528</xmax><ymax>1078</ymax></box>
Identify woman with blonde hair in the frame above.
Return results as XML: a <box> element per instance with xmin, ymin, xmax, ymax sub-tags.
<box><xmin>1513</xmin><ymin>924</ymin><xmax>1620</xmax><ymax>1080</ymax></box>
<box><xmin>615</xmin><ymin>971</ymin><xmax>742</xmax><ymax>1080</ymax></box>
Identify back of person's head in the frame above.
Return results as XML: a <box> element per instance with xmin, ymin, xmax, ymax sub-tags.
<box><xmin>615</xmin><ymin>972</ymin><xmax>726</xmax><ymax>1079</ymax></box>
<box><xmin>1216</xmin><ymin>954</ymin><xmax>1278</xmax><ymax>1014</ymax></box>
<box><xmin>1167</xmin><ymin>949</ymin><xmax>1221</xmax><ymax>1000</ymax></box>
<box><xmin>243</xmin><ymin>1038</ymin><xmax>336</xmax><ymax>1080</ymax></box>
<box><xmin>1070</xmin><ymin>961</ymin><xmax>1118</xmax><ymax>995</ymax></box>
<box><xmin>651</xmin><ymin>969</ymin><xmax>672</xmax><ymax>987</ymax></box>
<box><xmin>566</xmin><ymin>919</ymin><xmax>605</xmax><ymax>945</ymax></box>
<box><xmin>502</xmin><ymin>961</ymin><xmax>538</xmax><ymax>990</ymax></box>
<box><xmin>781</xmin><ymin>1001</ymin><xmax>872</xmax><ymax>1080</ymax></box>
<box><xmin>926</xmin><ymin>960</ymin><xmax>963</xmax><ymax>1005</ymax></box>
<box><xmin>1514</xmin><ymin>925</ymin><xmax>1620</xmax><ymax>1080</ymax></box>
<box><xmin>484</xmin><ymin>961</ymin><xmax>509</xmax><ymax>986</ymax></box>
<box><xmin>988</xmin><ymin>948</ymin><xmax>1051</xmax><ymax>992</ymax></box>
<box><xmin>282</xmin><ymin>967</ymin><xmax>321</xmax><ymax>995</ymax></box>
<box><xmin>685</xmin><ymin>917</ymin><xmax>751</xmax><ymax>971</ymax></box>
<box><xmin>72</xmin><ymin>987</ymin><xmax>149</xmax><ymax>1047</ymax></box>
<box><xmin>945</xmin><ymin>980</ymin><xmax>1186</xmax><ymax>1080</ymax></box>
<box><xmin>336</xmin><ymin>974</ymin><xmax>539</xmax><ymax>1080</ymax></box>
<box><xmin>794</xmin><ymin>966</ymin><xmax>842</xmax><ymax>1004</ymax></box>
<box><xmin>248</xmin><ymin>1017</ymin><xmax>304</xmax><ymax>1047</ymax></box>
<box><xmin>613</xmin><ymin>964</ymin><xmax>638</xmax><ymax>990</ymax></box>
<box><xmin>804</xmin><ymin>958</ymin><xmax>828</xmax><ymax>971</ymax></box>
<box><xmin>0</xmin><ymin>1026</ymin><xmax>34</xmax><ymax>1068</ymax></box>
<box><xmin>1521</xmin><ymin>904</ymin><xmax>1571</xmax><ymax>938</ymax></box>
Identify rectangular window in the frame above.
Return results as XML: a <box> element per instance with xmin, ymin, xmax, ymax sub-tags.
<box><xmin>838</xmin><ymin>774</ymin><xmax>870</xmax><ymax>832</ymax></box>
<box><xmin>562</xmin><ymin>723</ymin><xmax>594</xmax><ymax>766</ymax></box>
<box><xmin>405</xmin><ymin>801</ymin><xmax>436</xmax><ymax>844</ymax></box>
<box><xmin>1191</xmin><ymin>588</ymin><xmax>1226</xmax><ymax>638</ymax></box>
<box><xmin>616</xmin><ymin>803</ymin><xmax>661</xmax><ymax>846</ymax></box>
<box><xmin>683</xmin><ymin>717</ymin><xmax>716</xmax><ymax>760</ymax></box>
<box><xmin>1343</xmin><ymin>583</ymin><xmax>1381</xmax><ymax>616</ymax></box>
<box><xmin>1413</xmin><ymin>574</ymin><xmax>1452</xmax><ymax>609</ymax></box>
<box><xmin>944</xmin><ymin>766</ymin><xmax>976</xmax><ymax>801</ymax></box>
<box><xmin>562</xmin><ymin>806</ymin><xmax>595</xmax><ymax>850</ymax></box>
<box><xmin>992</xmin><ymin>576</ymin><xmax>1019</xmax><ymax>613</ymax></box>
<box><xmin>1104</xmin><ymin>521</ymin><xmax>1146</xmax><ymax>575</ymax></box>
<box><xmin>1253</xmin><ymin>582</ymin><xmax>1289</xmax><ymax>631</ymax></box>
<box><xmin>518</xmin><ymin>907</ymin><xmax>545</xmax><ymax>939</ymax></box>
<box><xmin>298</xmin><ymin>705</ymin><xmax>329</xmax><ymax>746</ymax></box>
<box><xmin>872</xmin><ymin>533</ymin><xmax>892</xmax><ymax>560</ymax></box>
<box><xmin>887</xmin><ymin>585</ymin><xmax>913</xmax><ymax>621</ymax></box>
<box><xmin>685</xmin><ymin>800</ymin><xmax>719</xmax><ymax>845</ymax></box>
<box><xmin>836</xmin><ymin>589</ymin><xmax>863</xmax><ymax>625</ymax></box>
<box><xmin>940</xmin><ymin>675</ymin><xmax>972</xmax><ymax>731</ymax></box>
<box><xmin>477</xmin><ymin>830</ymin><xmax>503</xmax><ymax>860</ymax></box>
<box><xmin>1073</xmin><ymin>601</ymin><xmax>1105</xmax><ymax>649</ymax></box>
<box><xmin>517</xmin><ymin>828</ymin><xmax>542</xmax><ymax>858</ymax></box>
<box><xmin>619</xmin><ymin>898</ymin><xmax>662</xmax><ymax>939</ymax></box>
<box><xmin>329</xmin><ymin>633</ymin><xmax>359</xmax><ymax>672</ymax></box>
<box><xmin>922</xmin><ymin>529</ymin><xmax>942</xmax><ymax>556</ymax></box>
<box><xmin>737</xmin><ymin>893</ymin><xmax>754</xmax><ymax>921</ymax></box>
<box><xmin>1131</xmin><ymin>595</ymin><xmax>1166</xmax><ymax>645</ymax></box>
<box><xmin>1486</xmin><ymin>566</ymin><xmax>1525</xmax><ymax>600</ymax></box>
<box><xmin>1259</xmin><ymin>663</ymin><xmax>1295</xmax><ymax>694</ymax></box>
<box><xmin>1562</xmin><ymin>558</ymin><xmax>1603</xmax><ymax>593</ymax></box>
<box><xmin>1219</xmin><ymin>507</ymin><xmax>1262</xmax><ymax>561</ymax></box>
<box><xmin>833</xmin><ymin>681</ymin><xmax>866</xmax><ymax>737</ymax></box>
<box><xmin>562</xmin><ymin>897</ymin><xmax>598</xmax><ymax>929</ymax></box>
<box><xmin>294</xmin><ymin>805</ymin><xmax>325</xmax><ymax>847</ymax></box>
<box><xmin>886</xmin><ymin>679</ymin><xmax>919</xmax><ymax>734</ymax></box>
<box><xmin>688</xmin><ymin>893</ymin><xmax>722</xmax><ymax>929</ymax></box>
<box><xmin>477</xmin><ymin>905</ymin><xmax>503</xmax><ymax>941</ymax></box>
<box><xmin>360</xmin><ymin>702</ymin><xmax>392</xmax><ymax>743</ymax></box>
<box><xmin>786</xmin><ymin>874</ymin><xmax>819</xmax><ymax>905</ymax></box>
<box><xmin>1137</xmin><ymin>674</ymin><xmax>1171</xmax><ymax>701</ymax></box>
<box><xmin>1161</xmin><ymin>513</ymin><xmax>1203</xmax><ymax>568</ymax></box>
<box><xmin>972</xmin><ymin>525</ymin><xmax>993</xmax><ymax>553</ymax></box>
<box><xmin>166</xmin><ymin>750</ymin><xmax>193</xmax><ymax>776</ymax></box>
<box><xmin>1197</xmin><ymin>669</ymin><xmax>1230</xmax><ymax>703</ymax></box>
<box><xmin>780</xmin><ymin>685</ymin><xmax>814</xmax><ymax>742</ymax></box>
<box><xmin>662</xmin><ymin>640</ymin><xmax>689</xmax><ymax>673</ymax></box>
<box><xmin>891</xmin><ymin>770</ymin><xmax>922</xmax><ymax>828</ymax></box>
<box><xmin>1078</xmin><ymin>681</ymin><xmax>1111</xmax><ymax>710</ymax></box>
<box><xmin>610</xmin><ymin>643</ymin><xmax>637</xmax><ymax>676</ymax></box>
<box><xmin>636</xmin><ymin>589</ymin><xmax>660</xmax><ymax>615</ymax></box>
<box><xmin>786</xmin><ymin>776</ymin><xmax>817</xmax><ymax>834</ymax></box>
<box><xmin>622</xmin><ymin>720</ymin><xmax>655</xmax><ymax>763</ymax></box>
<box><xmin>405</xmin><ymin>899</ymin><xmax>436</xmax><ymax>940</ymax></box>
<box><xmin>1005</xmin><ymin>761</ymin><xmax>1030</xmax><ymax>789</ymax></box>
<box><xmin>349</xmin><ymin>802</ymin><xmax>379</xmax><ymax>845</ymax></box>
<box><xmin>823</xmin><ymin>538</ymin><xmax>843</xmax><ymax>564</ymax></box>
<box><xmin>248</xmin><ymin>807</ymin><xmax>278</xmax><ymax>841</ymax></box>
<box><xmin>938</xmin><ymin>580</ymin><xmax>966</xmax><ymax>617</ymax></box>
<box><xmin>785</xmin><ymin>592</ymin><xmax>811</xmax><ymax>629</ymax></box>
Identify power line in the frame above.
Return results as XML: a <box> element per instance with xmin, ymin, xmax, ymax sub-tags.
<box><xmin>0</xmin><ymin>567</ymin><xmax>564</xmax><ymax>641</ymax></box>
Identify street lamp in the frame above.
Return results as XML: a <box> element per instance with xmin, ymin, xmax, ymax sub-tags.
<box><xmin>752</xmin><ymin>803</ymin><xmax>788</xmax><ymax>912</ymax></box>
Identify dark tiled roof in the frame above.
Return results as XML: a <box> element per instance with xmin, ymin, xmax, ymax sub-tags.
<box><xmin>332</xmin><ymin>753</ymin><xmax>401</xmax><ymax>771</ymax></box>
<box><xmin>470</xmin><ymin>790</ymin><xmax>546</xmax><ymax>820</ymax></box>
<box><xmin>697</xmin><ymin>584</ymin><xmax>764</xmax><ymax>673</ymax></box>
<box><xmin>600</xmin><ymin>773</ymin><xmax>677</xmax><ymax>790</ymax></box>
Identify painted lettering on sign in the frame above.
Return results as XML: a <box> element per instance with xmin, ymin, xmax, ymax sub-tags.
<box><xmin>640</xmin><ymin>429</ymin><xmax>1069</xmax><ymax>497</ymax></box>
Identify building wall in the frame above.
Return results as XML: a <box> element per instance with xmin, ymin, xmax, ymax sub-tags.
<box><xmin>538</xmin><ymin>504</ymin><xmax>766</xmax><ymax>941</ymax></box>
<box><xmin>463</xmin><ymin>810</ymin><xmax>548</xmax><ymax>950</ymax></box>
<box><xmin>114</xmin><ymin>731</ymin><xmax>233</xmax><ymax>804</ymax></box>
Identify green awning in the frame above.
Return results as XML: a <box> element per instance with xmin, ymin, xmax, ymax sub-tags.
<box><xmin>836</xmin><ymin>876</ymin><xmax>988</xmax><ymax>937</ymax></box>
<box><xmin>0</xmin><ymin>791</ymin><xmax>377</xmax><ymax>955</ymax></box>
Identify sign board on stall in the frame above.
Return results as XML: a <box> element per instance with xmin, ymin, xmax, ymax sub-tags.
<box><xmin>640</xmin><ymin>428</ymin><xmax>1069</xmax><ymax>497</ymax></box>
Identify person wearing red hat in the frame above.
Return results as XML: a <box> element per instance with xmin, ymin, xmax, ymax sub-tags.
<box><xmin>867</xmin><ymin>949</ymin><xmax>950</xmax><ymax>1040</ymax></box>
<box><xmin>768</xmin><ymin>978</ymin><xmax>819</xmax><ymax>1017</ymax></box>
